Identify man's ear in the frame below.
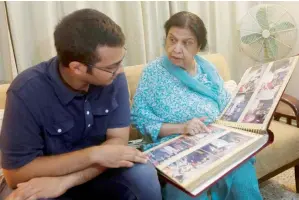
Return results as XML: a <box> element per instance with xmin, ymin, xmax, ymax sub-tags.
<box><xmin>69</xmin><ymin>61</ymin><xmax>88</xmax><ymax>75</ymax></box>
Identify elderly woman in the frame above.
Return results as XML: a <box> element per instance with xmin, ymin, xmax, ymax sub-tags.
<box><xmin>131</xmin><ymin>11</ymin><xmax>262</xmax><ymax>200</ymax></box>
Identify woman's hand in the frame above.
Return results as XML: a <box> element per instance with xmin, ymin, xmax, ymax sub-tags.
<box><xmin>184</xmin><ymin>117</ymin><xmax>211</xmax><ymax>135</ymax></box>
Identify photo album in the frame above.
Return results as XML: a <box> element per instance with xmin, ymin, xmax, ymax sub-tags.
<box><xmin>144</xmin><ymin>56</ymin><xmax>299</xmax><ymax>196</ymax></box>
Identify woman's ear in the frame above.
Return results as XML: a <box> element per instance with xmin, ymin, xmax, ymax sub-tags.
<box><xmin>198</xmin><ymin>44</ymin><xmax>202</xmax><ymax>52</ymax></box>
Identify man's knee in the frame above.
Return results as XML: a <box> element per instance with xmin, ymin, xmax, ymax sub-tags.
<box><xmin>124</xmin><ymin>162</ymin><xmax>160</xmax><ymax>185</ymax></box>
<box><xmin>121</xmin><ymin>162</ymin><xmax>162</xmax><ymax>200</ymax></box>
<box><xmin>130</xmin><ymin>162</ymin><xmax>157</xmax><ymax>175</ymax></box>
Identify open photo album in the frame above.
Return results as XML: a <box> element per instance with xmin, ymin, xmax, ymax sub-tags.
<box><xmin>144</xmin><ymin>56</ymin><xmax>299</xmax><ymax>196</ymax></box>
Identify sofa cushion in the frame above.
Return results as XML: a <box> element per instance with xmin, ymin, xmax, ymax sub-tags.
<box><xmin>0</xmin><ymin>109</ymin><xmax>3</xmax><ymax>164</ymax></box>
<box><xmin>0</xmin><ymin>109</ymin><xmax>3</xmax><ymax>131</ymax></box>
<box><xmin>200</xmin><ymin>53</ymin><xmax>231</xmax><ymax>81</ymax></box>
<box><xmin>0</xmin><ymin>84</ymin><xmax>9</xmax><ymax>110</ymax></box>
<box><xmin>255</xmin><ymin>120</ymin><xmax>299</xmax><ymax>178</ymax></box>
<box><xmin>124</xmin><ymin>64</ymin><xmax>144</xmax><ymax>104</ymax></box>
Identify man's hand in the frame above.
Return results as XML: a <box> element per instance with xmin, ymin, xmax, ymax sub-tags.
<box><xmin>5</xmin><ymin>177</ymin><xmax>69</xmax><ymax>200</ymax></box>
<box><xmin>91</xmin><ymin>145</ymin><xmax>148</xmax><ymax>168</ymax></box>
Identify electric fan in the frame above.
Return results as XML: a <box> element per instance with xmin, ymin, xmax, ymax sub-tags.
<box><xmin>239</xmin><ymin>4</ymin><xmax>297</xmax><ymax>62</ymax></box>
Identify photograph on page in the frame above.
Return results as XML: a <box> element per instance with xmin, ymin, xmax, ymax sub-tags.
<box><xmin>241</xmin><ymin>57</ymin><xmax>294</xmax><ymax>124</ymax></box>
<box><xmin>220</xmin><ymin>64</ymin><xmax>267</xmax><ymax>122</ymax></box>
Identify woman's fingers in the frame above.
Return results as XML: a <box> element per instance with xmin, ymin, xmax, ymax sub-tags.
<box><xmin>188</xmin><ymin>118</ymin><xmax>211</xmax><ymax>134</ymax></box>
<box><xmin>186</xmin><ymin>117</ymin><xmax>211</xmax><ymax>135</ymax></box>
<box><xmin>197</xmin><ymin>119</ymin><xmax>211</xmax><ymax>133</ymax></box>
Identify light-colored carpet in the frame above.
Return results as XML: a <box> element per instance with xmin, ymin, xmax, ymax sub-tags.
<box><xmin>260</xmin><ymin>168</ymin><xmax>299</xmax><ymax>199</ymax></box>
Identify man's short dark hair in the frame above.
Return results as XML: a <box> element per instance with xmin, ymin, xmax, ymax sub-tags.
<box><xmin>164</xmin><ymin>11</ymin><xmax>207</xmax><ymax>50</ymax></box>
<box><xmin>54</xmin><ymin>9</ymin><xmax>125</xmax><ymax>67</ymax></box>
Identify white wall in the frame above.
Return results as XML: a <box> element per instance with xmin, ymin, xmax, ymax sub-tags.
<box><xmin>275</xmin><ymin>2</ymin><xmax>299</xmax><ymax>99</ymax></box>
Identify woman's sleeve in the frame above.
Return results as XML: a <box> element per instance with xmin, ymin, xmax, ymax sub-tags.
<box><xmin>131</xmin><ymin>65</ymin><xmax>164</xmax><ymax>143</ymax></box>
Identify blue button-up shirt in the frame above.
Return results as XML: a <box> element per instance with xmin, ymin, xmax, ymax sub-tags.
<box><xmin>0</xmin><ymin>57</ymin><xmax>130</xmax><ymax>169</ymax></box>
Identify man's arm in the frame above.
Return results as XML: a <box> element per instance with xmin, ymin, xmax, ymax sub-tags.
<box><xmin>62</xmin><ymin>127</ymin><xmax>130</xmax><ymax>189</ymax></box>
<box><xmin>3</xmin><ymin>106</ymin><xmax>131</xmax><ymax>189</ymax></box>
<box><xmin>4</xmin><ymin>165</ymin><xmax>106</xmax><ymax>200</ymax></box>
<box><xmin>3</xmin><ymin>146</ymin><xmax>96</xmax><ymax>189</ymax></box>
<box><xmin>104</xmin><ymin>127</ymin><xmax>130</xmax><ymax>145</ymax></box>
<box><xmin>10</xmin><ymin>127</ymin><xmax>135</xmax><ymax>200</ymax></box>
<box><xmin>4</xmin><ymin>128</ymin><xmax>143</xmax><ymax>190</ymax></box>
<box><xmin>59</xmin><ymin>127</ymin><xmax>130</xmax><ymax>189</ymax></box>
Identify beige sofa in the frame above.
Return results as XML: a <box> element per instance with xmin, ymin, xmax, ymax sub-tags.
<box><xmin>1</xmin><ymin>53</ymin><xmax>299</xmax><ymax>192</ymax></box>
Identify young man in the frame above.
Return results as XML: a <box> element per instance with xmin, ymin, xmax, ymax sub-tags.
<box><xmin>1</xmin><ymin>9</ymin><xmax>162</xmax><ymax>200</ymax></box>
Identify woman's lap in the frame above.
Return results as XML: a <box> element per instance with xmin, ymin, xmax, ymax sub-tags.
<box><xmin>163</xmin><ymin>158</ymin><xmax>262</xmax><ymax>200</ymax></box>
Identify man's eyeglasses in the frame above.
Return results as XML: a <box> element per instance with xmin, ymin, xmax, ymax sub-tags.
<box><xmin>88</xmin><ymin>64</ymin><xmax>122</xmax><ymax>76</ymax></box>
<box><xmin>86</xmin><ymin>47</ymin><xmax>127</xmax><ymax>76</ymax></box>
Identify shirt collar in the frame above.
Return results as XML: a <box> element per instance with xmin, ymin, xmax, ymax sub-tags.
<box><xmin>47</xmin><ymin>57</ymin><xmax>83</xmax><ymax>105</ymax></box>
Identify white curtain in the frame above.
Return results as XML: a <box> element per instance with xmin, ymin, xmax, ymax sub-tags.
<box><xmin>5</xmin><ymin>1</ymin><xmax>171</xmax><ymax>73</ymax></box>
<box><xmin>3</xmin><ymin>1</ymin><xmax>298</xmax><ymax>83</ymax></box>
<box><xmin>0</xmin><ymin>2</ymin><xmax>15</xmax><ymax>83</ymax></box>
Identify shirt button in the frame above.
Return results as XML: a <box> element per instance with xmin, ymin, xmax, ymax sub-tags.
<box><xmin>105</xmin><ymin>109</ymin><xmax>109</xmax><ymax>113</ymax></box>
<box><xmin>57</xmin><ymin>129</ymin><xmax>62</xmax><ymax>133</ymax></box>
<box><xmin>86</xmin><ymin>111</ymin><xmax>90</xmax><ymax>115</ymax></box>
<box><xmin>88</xmin><ymin>124</ymin><xmax>91</xmax><ymax>128</ymax></box>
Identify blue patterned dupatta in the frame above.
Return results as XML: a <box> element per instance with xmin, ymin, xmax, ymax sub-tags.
<box><xmin>161</xmin><ymin>55</ymin><xmax>223</xmax><ymax>109</ymax></box>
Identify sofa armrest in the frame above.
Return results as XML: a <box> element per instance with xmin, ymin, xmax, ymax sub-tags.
<box><xmin>280</xmin><ymin>94</ymin><xmax>299</xmax><ymax>116</ymax></box>
<box><xmin>274</xmin><ymin>94</ymin><xmax>299</xmax><ymax>127</ymax></box>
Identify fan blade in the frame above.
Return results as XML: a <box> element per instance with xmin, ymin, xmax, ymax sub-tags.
<box><xmin>241</xmin><ymin>33</ymin><xmax>262</xmax><ymax>44</ymax></box>
<box><xmin>270</xmin><ymin>21</ymin><xmax>295</xmax><ymax>32</ymax></box>
<box><xmin>265</xmin><ymin>38</ymin><xmax>278</xmax><ymax>59</ymax></box>
<box><xmin>256</xmin><ymin>6</ymin><xmax>269</xmax><ymax>29</ymax></box>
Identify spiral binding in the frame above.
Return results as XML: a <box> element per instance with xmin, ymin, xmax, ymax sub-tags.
<box><xmin>215</xmin><ymin>120</ymin><xmax>263</xmax><ymax>134</ymax></box>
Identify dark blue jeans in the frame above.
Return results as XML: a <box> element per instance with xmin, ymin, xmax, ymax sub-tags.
<box><xmin>55</xmin><ymin>163</ymin><xmax>162</xmax><ymax>200</ymax></box>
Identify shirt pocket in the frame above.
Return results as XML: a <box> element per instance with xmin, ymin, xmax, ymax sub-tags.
<box><xmin>86</xmin><ymin>97</ymin><xmax>118</xmax><ymax>143</ymax></box>
<box><xmin>46</xmin><ymin>119</ymin><xmax>74</xmax><ymax>135</ymax></box>
<box><xmin>92</xmin><ymin>96</ymin><xmax>118</xmax><ymax>116</ymax></box>
<box><xmin>44</xmin><ymin>119</ymin><xmax>76</xmax><ymax>155</ymax></box>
